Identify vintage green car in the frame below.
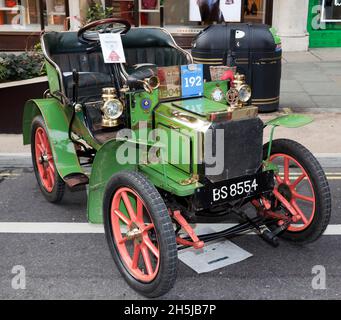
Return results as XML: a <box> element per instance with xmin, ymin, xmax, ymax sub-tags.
<box><xmin>23</xmin><ymin>19</ymin><xmax>331</xmax><ymax>298</ymax></box>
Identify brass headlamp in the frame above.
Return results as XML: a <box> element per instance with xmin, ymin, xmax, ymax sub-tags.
<box><xmin>141</xmin><ymin>76</ymin><xmax>160</xmax><ymax>94</ymax></box>
<box><xmin>101</xmin><ymin>88</ymin><xmax>124</xmax><ymax>128</ymax></box>
<box><xmin>226</xmin><ymin>73</ymin><xmax>252</xmax><ymax>108</ymax></box>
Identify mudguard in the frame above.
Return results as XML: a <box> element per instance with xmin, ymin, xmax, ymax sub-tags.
<box><xmin>265</xmin><ymin>114</ymin><xmax>313</xmax><ymax>128</ymax></box>
<box><xmin>87</xmin><ymin>139</ymin><xmax>137</xmax><ymax>224</ymax></box>
<box><xmin>23</xmin><ymin>98</ymin><xmax>84</xmax><ymax>179</ymax></box>
<box><xmin>264</xmin><ymin>114</ymin><xmax>314</xmax><ymax>163</ymax></box>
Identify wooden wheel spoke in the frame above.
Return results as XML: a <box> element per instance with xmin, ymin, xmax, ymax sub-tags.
<box><xmin>36</xmin><ymin>131</ymin><xmax>45</xmax><ymax>147</ymax></box>
<box><xmin>131</xmin><ymin>243</ymin><xmax>141</xmax><ymax>269</ymax></box>
<box><xmin>45</xmin><ymin>169</ymin><xmax>52</xmax><ymax>189</ymax></box>
<box><xmin>118</xmin><ymin>236</ymin><xmax>128</xmax><ymax>245</ymax></box>
<box><xmin>292</xmin><ymin>201</ymin><xmax>309</xmax><ymax>225</ymax></box>
<box><xmin>49</xmin><ymin>162</ymin><xmax>55</xmax><ymax>175</ymax></box>
<box><xmin>143</xmin><ymin>237</ymin><xmax>159</xmax><ymax>259</ymax></box>
<box><xmin>47</xmin><ymin>167</ymin><xmax>55</xmax><ymax>188</ymax></box>
<box><xmin>113</xmin><ymin>209</ymin><xmax>131</xmax><ymax>226</ymax></box>
<box><xmin>42</xmin><ymin>132</ymin><xmax>49</xmax><ymax>149</ymax></box>
<box><xmin>292</xmin><ymin>191</ymin><xmax>314</xmax><ymax>203</ymax></box>
<box><xmin>292</xmin><ymin>173</ymin><xmax>306</xmax><ymax>189</ymax></box>
<box><xmin>275</xmin><ymin>175</ymin><xmax>283</xmax><ymax>185</ymax></box>
<box><xmin>141</xmin><ymin>244</ymin><xmax>153</xmax><ymax>276</ymax></box>
<box><xmin>143</xmin><ymin>223</ymin><xmax>155</xmax><ymax>232</ymax></box>
<box><xmin>37</xmin><ymin>143</ymin><xmax>44</xmax><ymax>155</ymax></box>
<box><xmin>121</xmin><ymin>191</ymin><xmax>137</xmax><ymax>221</ymax></box>
<box><xmin>42</xmin><ymin>166</ymin><xmax>48</xmax><ymax>179</ymax></box>
<box><xmin>136</xmin><ymin>198</ymin><xmax>144</xmax><ymax>223</ymax></box>
<box><xmin>283</xmin><ymin>157</ymin><xmax>290</xmax><ymax>184</ymax></box>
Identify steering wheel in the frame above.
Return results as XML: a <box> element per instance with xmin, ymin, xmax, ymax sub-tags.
<box><xmin>78</xmin><ymin>18</ymin><xmax>131</xmax><ymax>51</ymax></box>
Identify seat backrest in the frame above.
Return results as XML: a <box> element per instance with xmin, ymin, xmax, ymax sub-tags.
<box><xmin>122</xmin><ymin>28</ymin><xmax>192</xmax><ymax>67</ymax></box>
<box><xmin>42</xmin><ymin>28</ymin><xmax>192</xmax><ymax>95</ymax></box>
<box><xmin>42</xmin><ymin>32</ymin><xmax>108</xmax><ymax>74</ymax></box>
<box><xmin>43</xmin><ymin>28</ymin><xmax>191</xmax><ymax>73</ymax></box>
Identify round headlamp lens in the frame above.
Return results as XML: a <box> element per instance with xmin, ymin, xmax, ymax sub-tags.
<box><xmin>238</xmin><ymin>85</ymin><xmax>252</xmax><ymax>103</ymax></box>
<box><xmin>103</xmin><ymin>99</ymin><xmax>123</xmax><ymax>120</ymax></box>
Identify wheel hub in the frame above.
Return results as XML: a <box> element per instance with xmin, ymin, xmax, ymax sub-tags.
<box><xmin>278</xmin><ymin>183</ymin><xmax>292</xmax><ymax>202</ymax></box>
<box><xmin>39</xmin><ymin>154</ymin><xmax>48</xmax><ymax>165</ymax></box>
<box><xmin>125</xmin><ymin>223</ymin><xmax>143</xmax><ymax>241</ymax></box>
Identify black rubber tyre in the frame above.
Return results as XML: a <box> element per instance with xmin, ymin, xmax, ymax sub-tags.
<box><xmin>31</xmin><ymin>116</ymin><xmax>65</xmax><ymax>203</ymax></box>
<box><xmin>103</xmin><ymin>171</ymin><xmax>178</xmax><ymax>298</ymax></box>
<box><xmin>264</xmin><ymin>139</ymin><xmax>331</xmax><ymax>244</ymax></box>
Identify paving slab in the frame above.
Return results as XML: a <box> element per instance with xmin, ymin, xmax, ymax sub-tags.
<box><xmin>300</xmin><ymin>81</ymin><xmax>341</xmax><ymax>96</ymax></box>
<box><xmin>280</xmin><ymin>92</ymin><xmax>318</xmax><ymax>109</ymax></box>
<box><xmin>282</xmin><ymin>51</ymin><xmax>321</xmax><ymax>63</ymax></box>
<box><xmin>280</xmin><ymin>80</ymin><xmax>305</xmax><ymax>93</ymax></box>
<box><xmin>0</xmin><ymin>135</ymin><xmax>30</xmax><ymax>154</ymax></box>
<box><xmin>328</xmin><ymin>75</ymin><xmax>341</xmax><ymax>86</ymax></box>
<box><xmin>310</xmin><ymin>48</ymin><xmax>341</xmax><ymax>62</ymax></box>
<box><xmin>311</xmin><ymin>95</ymin><xmax>341</xmax><ymax>109</ymax></box>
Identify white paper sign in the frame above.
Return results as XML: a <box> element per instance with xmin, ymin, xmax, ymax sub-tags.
<box><xmin>99</xmin><ymin>33</ymin><xmax>126</xmax><ymax>64</ymax></box>
<box><xmin>220</xmin><ymin>0</ymin><xmax>242</xmax><ymax>22</ymax></box>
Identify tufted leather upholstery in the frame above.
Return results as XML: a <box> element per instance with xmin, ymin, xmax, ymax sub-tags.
<box><xmin>122</xmin><ymin>28</ymin><xmax>191</xmax><ymax>68</ymax></box>
<box><xmin>42</xmin><ymin>28</ymin><xmax>192</xmax><ymax>103</ymax></box>
<box><xmin>125</xmin><ymin>47</ymin><xmax>188</xmax><ymax>68</ymax></box>
<box><xmin>62</xmin><ymin>71</ymin><xmax>112</xmax><ymax>101</ymax></box>
<box><xmin>43</xmin><ymin>32</ymin><xmax>113</xmax><ymax>102</ymax></box>
<box><xmin>52</xmin><ymin>52</ymin><xmax>109</xmax><ymax>74</ymax></box>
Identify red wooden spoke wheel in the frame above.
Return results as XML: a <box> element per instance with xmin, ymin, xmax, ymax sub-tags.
<box><xmin>261</xmin><ymin>139</ymin><xmax>331</xmax><ymax>244</ymax></box>
<box><xmin>31</xmin><ymin>116</ymin><xmax>65</xmax><ymax>203</ymax></box>
<box><xmin>111</xmin><ymin>187</ymin><xmax>160</xmax><ymax>282</ymax></box>
<box><xmin>35</xmin><ymin>127</ymin><xmax>56</xmax><ymax>193</ymax></box>
<box><xmin>270</xmin><ymin>153</ymin><xmax>316</xmax><ymax>232</ymax></box>
<box><xmin>103</xmin><ymin>171</ymin><xmax>177</xmax><ymax>298</ymax></box>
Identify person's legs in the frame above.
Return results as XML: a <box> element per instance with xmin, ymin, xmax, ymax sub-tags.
<box><xmin>197</xmin><ymin>0</ymin><xmax>224</xmax><ymax>23</ymax></box>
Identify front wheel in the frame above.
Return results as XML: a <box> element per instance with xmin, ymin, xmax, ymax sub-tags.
<box><xmin>103</xmin><ymin>171</ymin><xmax>178</xmax><ymax>298</ymax></box>
<box><xmin>31</xmin><ymin>116</ymin><xmax>65</xmax><ymax>203</ymax></box>
<box><xmin>263</xmin><ymin>139</ymin><xmax>331</xmax><ymax>244</ymax></box>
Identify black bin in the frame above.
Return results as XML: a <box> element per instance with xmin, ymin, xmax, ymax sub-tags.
<box><xmin>192</xmin><ymin>23</ymin><xmax>282</xmax><ymax>113</ymax></box>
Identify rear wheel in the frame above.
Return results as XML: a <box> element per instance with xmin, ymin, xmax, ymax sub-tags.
<box><xmin>263</xmin><ymin>139</ymin><xmax>331</xmax><ymax>244</ymax></box>
<box><xmin>103</xmin><ymin>171</ymin><xmax>178</xmax><ymax>298</ymax></box>
<box><xmin>31</xmin><ymin>116</ymin><xmax>65</xmax><ymax>203</ymax></box>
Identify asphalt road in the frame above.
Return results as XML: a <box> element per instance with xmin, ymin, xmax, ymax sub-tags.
<box><xmin>0</xmin><ymin>167</ymin><xmax>340</xmax><ymax>300</ymax></box>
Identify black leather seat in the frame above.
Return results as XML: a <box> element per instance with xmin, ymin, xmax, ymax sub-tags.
<box><xmin>62</xmin><ymin>71</ymin><xmax>112</xmax><ymax>101</ymax></box>
<box><xmin>122</xmin><ymin>28</ymin><xmax>192</xmax><ymax>70</ymax></box>
<box><xmin>42</xmin><ymin>28</ymin><xmax>192</xmax><ymax>103</ymax></box>
<box><xmin>43</xmin><ymin>32</ymin><xmax>113</xmax><ymax>103</ymax></box>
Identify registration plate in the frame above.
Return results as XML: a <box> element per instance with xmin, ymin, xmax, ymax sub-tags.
<box><xmin>196</xmin><ymin>171</ymin><xmax>274</xmax><ymax>209</ymax></box>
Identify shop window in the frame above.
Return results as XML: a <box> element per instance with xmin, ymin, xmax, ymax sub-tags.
<box><xmin>108</xmin><ymin>0</ymin><xmax>161</xmax><ymax>26</ymax></box>
<box><xmin>0</xmin><ymin>0</ymin><xmax>41</xmax><ymax>31</ymax></box>
<box><xmin>138</xmin><ymin>0</ymin><xmax>160</xmax><ymax>26</ymax></box>
<box><xmin>112</xmin><ymin>0</ymin><xmax>135</xmax><ymax>25</ymax></box>
<box><xmin>243</xmin><ymin>0</ymin><xmax>267</xmax><ymax>23</ymax></box>
<box><xmin>164</xmin><ymin>0</ymin><xmax>198</xmax><ymax>27</ymax></box>
<box><xmin>43</xmin><ymin>0</ymin><xmax>68</xmax><ymax>31</ymax></box>
<box><xmin>321</xmin><ymin>0</ymin><xmax>341</xmax><ymax>22</ymax></box>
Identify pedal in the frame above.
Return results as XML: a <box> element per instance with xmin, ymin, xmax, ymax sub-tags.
<box><xmin>260</xmin><ymin>230</ymin><xmax>279</xmax><ymax>247</ymax></box>
<box><xmin>258</xmin><ymin>226</ymin><xmax>279</xmax><ymax>248</ymax></box>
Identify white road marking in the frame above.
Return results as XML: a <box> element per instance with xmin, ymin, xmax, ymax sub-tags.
<box><xmin>0</xmin><ymin>223</ymin><xmax>340</xmax><ymax>235</ymax></box>
<box><xmin>0</xmin><ymin>223</ymin><xmax>104</xmax><ymax>234</ymax></box>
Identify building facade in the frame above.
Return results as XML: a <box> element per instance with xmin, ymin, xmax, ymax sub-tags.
<box><xmin>308</xmin><ymin>0</ymin><xmax>341</xmax><ymax>47</ymax></box>
<box><xmin>0</xmin><ymin>0</ymin><xmax>340</xmax><ymax>51</ymax></box>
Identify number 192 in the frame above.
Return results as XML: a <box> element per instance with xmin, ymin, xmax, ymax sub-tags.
<box><xmin>185</xmin><ymin>76</ymin><xmax>202</xmax><ymax>88</ymax></box>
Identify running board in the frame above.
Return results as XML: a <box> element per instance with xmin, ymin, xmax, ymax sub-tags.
<box><xmin>64</xmin><ymin>173</ymin><xmax>89</xmax><ymax>189</ymax></box>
